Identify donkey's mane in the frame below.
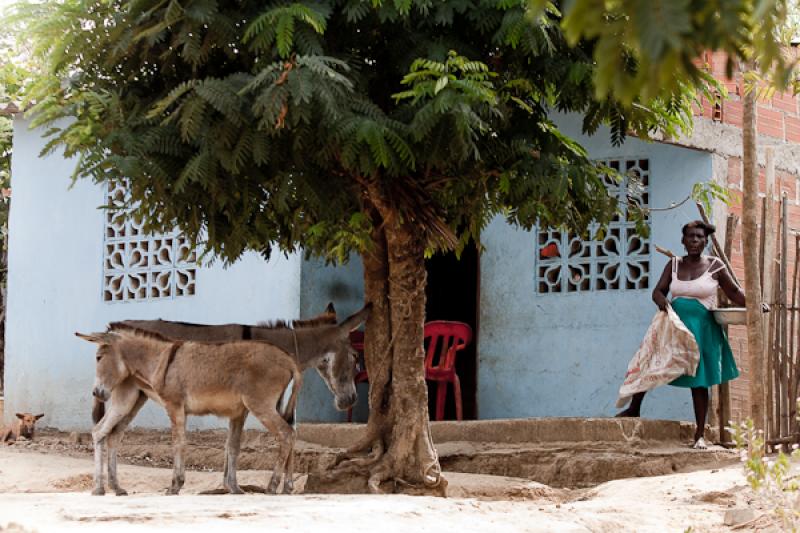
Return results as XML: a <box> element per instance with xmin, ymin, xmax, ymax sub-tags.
<box><xmin>108</xmin><ymin>322</ymin><xmax>174</xmax><ymax>342</ymax></box>
<box><xmin>257</xmin><ymin>315</ymin><xmax>335</xmax><ymax>330</ymax></box>
<box><xmin>120</xmin><ymin>315</ymin><xmax>335</xmax><ymax>331</ymax></box>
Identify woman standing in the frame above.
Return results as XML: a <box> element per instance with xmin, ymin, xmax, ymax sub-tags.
<box><xmin>617</xmin><ymin>220</ymin><xmax>757</xmax><ymax>449</ymax></box>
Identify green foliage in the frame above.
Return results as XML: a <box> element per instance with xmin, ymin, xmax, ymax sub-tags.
<box><xmin>692</xmin><ymin>181</ymin><xmax>731</xmax><ymax>216</ymax></box>
<box><xmin>731</xmin><ymin>417</ymin><xmax>800</xmax><ymax>531</ymax></box>
<box><xmin>553</xmin><ymin>0</ymin><xmax>795</xmax><ymax>104</ymax></box>
<box><xmin>0</xmin><ymin>25</ymin><xmax>32</xmax><ymax>244</ymax></box>
<box><xmin>12</xmin><ymin>0</ymin><xmax>705</xmax><ymax>263</ymax></box>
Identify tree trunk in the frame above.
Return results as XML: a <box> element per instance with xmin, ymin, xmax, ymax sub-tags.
<box><xmin>324</xmin><ymin>182</ymin><xmax>445</xmax><ymax>495</ymax></box>
<box><xmin>742</xmin><ymin>76</ymin><xmax>765</xmax><ymax>432</ymax></box>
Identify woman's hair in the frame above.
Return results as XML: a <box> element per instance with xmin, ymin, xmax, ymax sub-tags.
<box><xmin>681</xmin><ymin>220</ymin><xmax>716</xmax><ymax>237</ymax></box>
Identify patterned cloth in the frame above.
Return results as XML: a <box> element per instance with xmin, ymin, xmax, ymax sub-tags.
<box><xmin>616</xmin><ymin>305</ymin><xmax>700</xmax><ymax>408</ymax></box>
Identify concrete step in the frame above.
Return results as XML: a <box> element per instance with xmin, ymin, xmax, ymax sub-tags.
<box><xmin>297</xmin><ymin>417</ymin><xmax>705</xmax><ymax>448</ymax></box>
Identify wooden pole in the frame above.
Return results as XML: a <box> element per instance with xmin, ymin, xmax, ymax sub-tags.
<box><xmin>696</xmin><ymin>202</ymin><xmax>742</xmax><ymax>288</ymax></box>
<box><xmin>762</xmin><ymin>149</ymin><xmax>777</xmax><ymax>441</ymax></box>
<box><xmin>763</xmin><ymin>147</ymin><xmax>777</xmax><ymax>316</ymax></box>
<box><xmin>742</xmin><ymin>78</ymin><xmax>766</xmax><ymax>432</ymax></box>
<box><xmin>790</xmin><ymin>235</ymin><xmax>800</xmax><ymax>436</ymax></box>
<box><xmin>718</xmin><ymin>214</ymin><xmax>738</xmax><ymax>443</ymax></box>
<box><xmin>762</xmin><ymin>150</ymin><xmax>778</xmax><ymax>440</ymax></box>
<box><xmin>766</xmin><ymin>205</ymin><xmax>776</xmax><ymax>442</ymax></box>
<box><xmin>760</xmin><ymin>197</ymin><xmax>767</xmax><ymax>290</ymax></box>
<box><xmin>768</xmin><ymin>262</ymin><xmax>778</xmax><ymax>441</ymax></box>
<box><xmin>655</xmin><ymin>245</ymin><xmax>675</xmax><ymax>258</ymax></box>
<box><xmin>781</xmin><ymin>196</ymin><xmax>790</xmax><ymax>437</ymax></box>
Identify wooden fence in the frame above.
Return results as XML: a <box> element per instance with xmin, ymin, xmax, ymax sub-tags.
<box><xmin>706</xmin><ymin>190</ymin><xmax>800</xmax><ymax>447</ymax></box>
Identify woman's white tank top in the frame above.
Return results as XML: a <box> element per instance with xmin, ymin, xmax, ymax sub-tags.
<box><xmin>670</xmin><ymin>256</ymin><xmax>726</xmax><ymax>310</ymax></box>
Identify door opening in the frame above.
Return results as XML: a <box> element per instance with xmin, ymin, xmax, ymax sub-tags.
<box><xmin>424</xmin><ymin>241</ymin><xmax>479</xmax><ymax>420</ymax></box>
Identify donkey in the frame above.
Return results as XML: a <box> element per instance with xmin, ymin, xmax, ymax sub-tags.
<box><xmin>77</xmin><ymin>328</ymin><xmax>302</xmax><ymax>496</ymax></box>
<box><xmin>90</xmin><ymin>304</ymin><xmax>338</xmax><ymax>492</ymax></box>
<box><xmin>79</xmin><ymin>304</ymin><xmax>369</xmax><ymax>496</ymax></box>
<box><xmin>115</xmin><ymin>302</ymin><xmax>337</xmax><ymax>344</ymax></box>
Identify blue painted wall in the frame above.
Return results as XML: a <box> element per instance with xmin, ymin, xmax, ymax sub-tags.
<box><xmin>477</xmin><ymin>114</ymin><xmax>713</xmax><ymax>420</ymax></box>
<box><xmin>298</xmin><ymin>255</ymin><xmax>365</xmax><ymax>422</ymax></box>
<box><xmin>4</xmin><ymin>111</ymin><xmax>715</xmax><ymax>429</ymax></box>
<box><xmin>5</xmin><ymin>118</ymin><xmax>304</xmax><ymax>430</ymax></box>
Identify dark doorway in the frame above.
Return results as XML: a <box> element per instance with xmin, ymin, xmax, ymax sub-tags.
<box><xmin>424</xmin><ymin>241</ymin><xmax>479</xmax><ymax>420</ymax></box>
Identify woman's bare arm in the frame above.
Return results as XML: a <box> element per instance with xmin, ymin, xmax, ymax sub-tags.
<box><xmin>716</xmin><ymin>260</ymin><xmax>746</xmax><ymax>307</ymax></box>
<box><xmin>652</xmin><ymin>261</ymin><xmax>672</xmax><ymax>311</ymax></box>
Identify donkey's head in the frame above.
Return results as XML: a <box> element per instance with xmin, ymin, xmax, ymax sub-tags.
<box><xmin>75</xmin><ymin>331</ymin><xmax>128</xmax><ymax>401</ymax></box>
<box><xmin>316</xmin><ymin>303</ymin><xmax>371</xmax><ymax>411</ymax></box>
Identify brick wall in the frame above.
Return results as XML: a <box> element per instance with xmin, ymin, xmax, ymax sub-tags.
<box><xmin>696</xmin><ymin>51</ymin><xmax>800</xmax><ymax>142</ymax></box>
<box><xmin>688</xmin><ymin>52</ymin><xmax>800</xmax><ymax>423</ymax></box>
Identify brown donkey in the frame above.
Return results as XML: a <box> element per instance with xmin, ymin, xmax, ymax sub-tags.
<box><xmin>89</xmin><ymin>305</ymin><xmax>339</xmax><ymax>494</ymax></box>
<box><xmin>117</xmin><ymin>302</ymin><xmax>337</xmax><ymax>343</ymax></box>
<box><xmin>77</xmin><ymin>328</ymin><xmax>303</xmax><ymax>496</ymax></box>
<box><xmin>79</xmin><ymin>304</ymin><xmax>369</xmax><ymax>496</ymax></box>
<box><xmin>91</xmin><ymin>303</ymin><xmax>337</xmax><ymax>422</ymax></box>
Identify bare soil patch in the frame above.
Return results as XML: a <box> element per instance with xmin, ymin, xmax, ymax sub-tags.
<box><xmin>0</xmin><ymin>445</ymin><xmax>762</xmax><ymax>532</ymax></box>
<box><xmin>12</xmin><ymin>427</ymin><xmax>738</xmax><ymax>490</ymax></box>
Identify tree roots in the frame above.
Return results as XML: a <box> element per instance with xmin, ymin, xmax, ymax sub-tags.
<box><xmin>324</xmin><ymin>425</ymin><xmax>447</xmax><ymax>496</ymax></box>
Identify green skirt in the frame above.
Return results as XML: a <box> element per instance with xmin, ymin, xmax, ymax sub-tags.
<box><xmin>670</xmin><ymin>297</ymin><xmax>739</xmax><ymax>388</ymax></box>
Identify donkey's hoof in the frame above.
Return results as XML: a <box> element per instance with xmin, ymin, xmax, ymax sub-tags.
<box><xmin>91</xmin><ymin>487</ymin><xmax>105</xmax><ymax>496</ymax></box>
<box><xmin>165</xmin><ymin>487</ymin><xmax>181</xmax><ymax>495</ymax></box>
<box><xmin>114</xmin><ymin>488</ymin><xmax>128</xmax><ymax>496</ymax></box>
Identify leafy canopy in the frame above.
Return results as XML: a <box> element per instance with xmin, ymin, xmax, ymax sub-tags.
<box><xmin>13</xmin><ymin>0</ymin><xmax>705</xmax><ymax>263</ymax></box>
<box><xmin>0</xmin><ymin>27</ymin><xmax>30</xmax><ymax>229</ymax></box>
<box><xmin>551</xmin><ymin>0</ymin><xmax>796</xmax><ymax>103</ymax></box>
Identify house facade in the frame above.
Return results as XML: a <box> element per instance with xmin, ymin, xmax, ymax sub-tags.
<box><xmin>8</xmin><ymin>49</ymin><xmax>800</xmax><ymax>429</ymax></box>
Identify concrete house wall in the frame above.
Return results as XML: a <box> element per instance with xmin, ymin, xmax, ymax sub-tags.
<box><xmin>296</xmin><ymin>115</ymin><xmax>716</xmax><ymax>422</ymax></box>
<box><xmin>477</xmin><ymin>116</ymin><xmax>713</xmax><ymax>420</ymax></box>
<box><xmin>4</xmin><ymin>117</ymin><xmax>303</xmax><ymax>429</ymax></box>
<box><xmin>3</xmin><ymin>112</ymin><xmax>718</xmax><ymax>429</ymax></box>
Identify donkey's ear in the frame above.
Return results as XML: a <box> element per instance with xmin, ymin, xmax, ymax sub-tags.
<box><xmin>34</xmin><ymin>414</ymin><xmax>44</xmax><ymax>420</ymax></box>
<box><xmin>15</xmin><ymin>413</ymin><xmax>24</xmax><ymax>420</ymax></box>
<box><xmin>75</xmin><ymin>331</ymin><xmax>116</xmax><ymax>345</ymax></box>
<box><xmin>339</xmin><ymin>303</ymin><xmax>372</xmax><ymax>332</ymax></box>
<box><xmin>324</xmin><ymin>302</ymin><xmax>336</xmax><ymax>315</ymax></box>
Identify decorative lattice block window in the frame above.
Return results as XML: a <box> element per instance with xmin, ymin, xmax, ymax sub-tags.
<box><xmin>103</xmin><ymin>181</ymin><xmax>197</xmax><ymax>302</ymax></box>
<box><xmin>536</xmin><ymin>158</ymin><xmax>650</xmax><ymax>293</ymax></box>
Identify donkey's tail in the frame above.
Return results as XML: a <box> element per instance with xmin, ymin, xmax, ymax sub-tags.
<box><xmin>92</xmin><ymin>396</ymin><xmax>105</xmax><ymax>425</ymax></box>
<box><xmin>279</xmin><ymin>367</ymin><xmax>303</xmax><ymax>426</ymax></box>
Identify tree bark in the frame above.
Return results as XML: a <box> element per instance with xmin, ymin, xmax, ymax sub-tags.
<box><xmin>326</xmin><ymin>181</ymin><xmax>445</xmax><ymax>495</ymax></box>
<box><xmin>742</xmin><ymin>75</ymin><xmax>766</xmax><ymax>432</ymax></box>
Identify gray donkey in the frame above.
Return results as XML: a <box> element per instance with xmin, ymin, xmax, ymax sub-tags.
<box><xmin>88</xmin><ymin>305</ymin><xmax>339</xmax><ymax>496</ymax></box>
<box><xmin>89</xmin><ymin>304</ymin><xmax>339</xmax><ymax>474</ymax></box>
<box><xmin>77</xmin><ymin>304</ymin><xmax>370</xmax><ymax>496</ymax></box>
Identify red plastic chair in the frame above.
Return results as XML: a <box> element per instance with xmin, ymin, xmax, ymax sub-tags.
<box><xmin>424</xmin><ymin>321</ymin><xmax>473</xmax><ymax>421</ymax></box>
<box><xmin>347</xmin><ymin>330</ymin><xmax>368</xmax><ymax>422</ymax></box>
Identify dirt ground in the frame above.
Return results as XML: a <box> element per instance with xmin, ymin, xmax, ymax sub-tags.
<box><xmin>0</xmin><ymin>428</ymin><xmax>778</xmax><ymax>532</ymax></box>
<box><xmin>11</xmin><ymin>427</ymin><xmax>742</xmax><ymax>488</ymax></box>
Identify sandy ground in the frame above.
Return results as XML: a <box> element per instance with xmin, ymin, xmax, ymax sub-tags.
<box><xmin>0</xmin><ymin>445</ymin><xmax>771</xmax><ymax>532</ymax></box>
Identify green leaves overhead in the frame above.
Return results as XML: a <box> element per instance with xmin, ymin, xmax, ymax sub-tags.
<box><xmin>557</xmin><ymin>0</ymin><xmax>795</xmax><ymax>103</ymax></box>
<box><xmin>15</xmin><ymin>0</ymin><xmax>715</xmax><ymax>263</ymax></box>
<box><xmin>244</xmin><ymin>2</ymin><xmax>330</xmax><ymax>57</ymax></box>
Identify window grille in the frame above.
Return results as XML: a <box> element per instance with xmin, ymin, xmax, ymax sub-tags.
<box><xmin>535</xmin><ymin>158</ymin><xmax>650</xmax><ymax>293</ymax></box>
<box><xmin>102</xmin><ymin>181</ymin><xmax>197</xmax><ymax>302</ymax></box>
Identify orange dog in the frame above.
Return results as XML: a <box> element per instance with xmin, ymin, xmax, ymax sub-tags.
<box><xmin>1</xmin><ymin>413</ymin><xmax>44</xmax><ymax>444</ymax></box>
